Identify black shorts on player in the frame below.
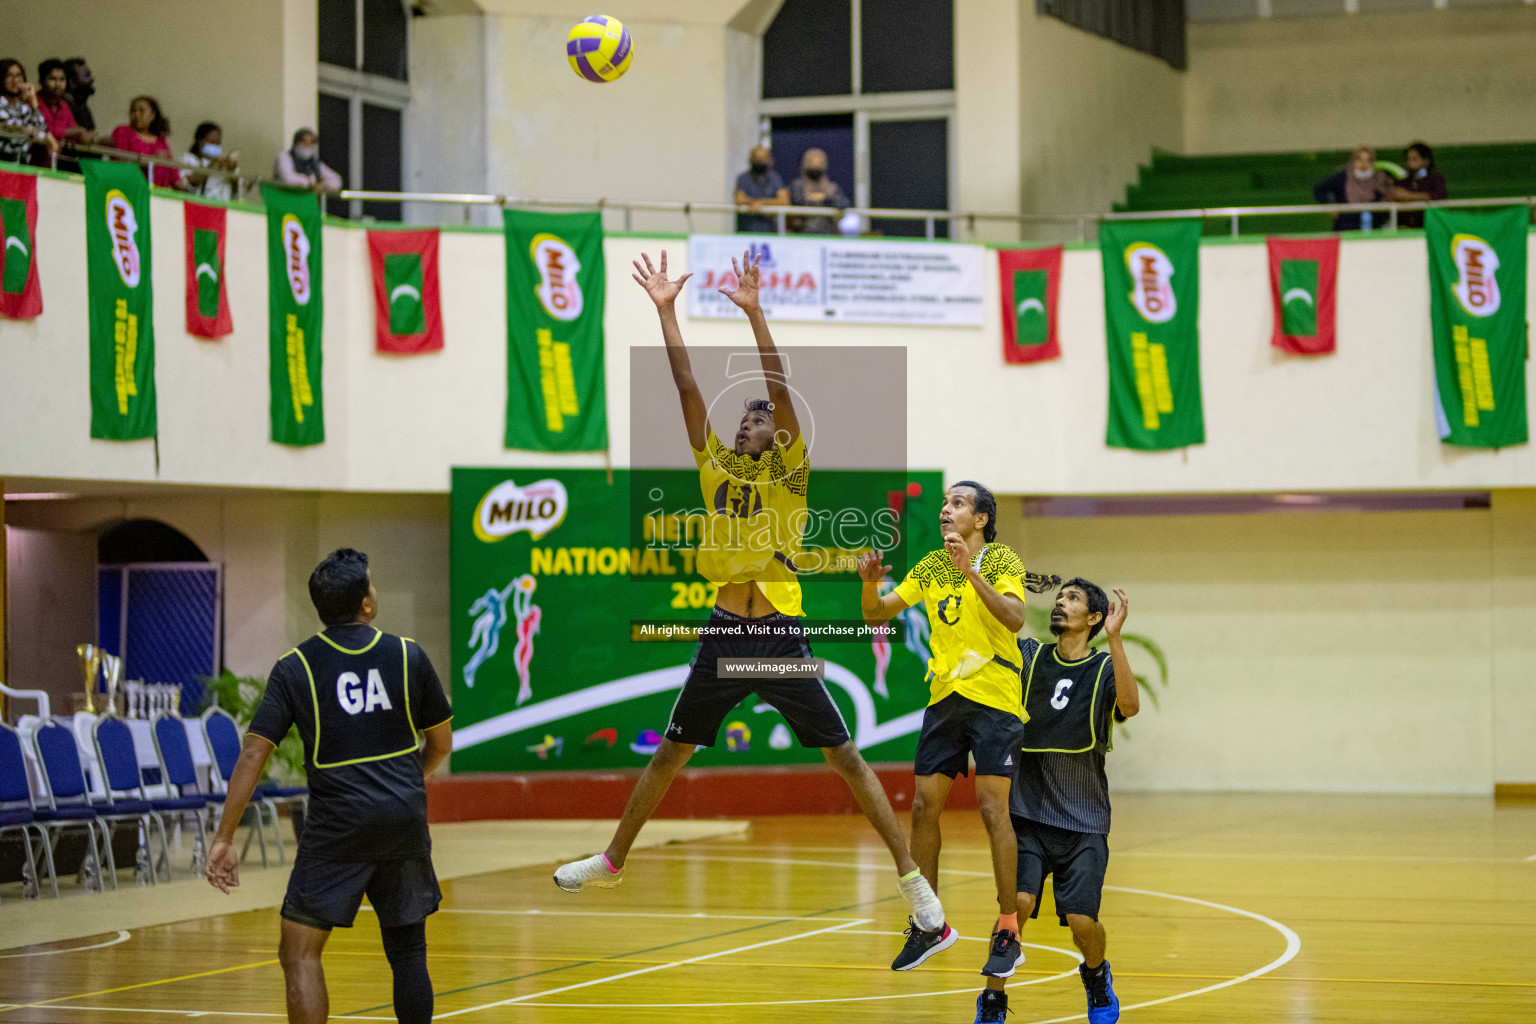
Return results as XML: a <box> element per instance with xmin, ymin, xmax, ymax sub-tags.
<box><xmin>914</xmin><ymin>692</ymin><xmax>1026</xmax><ymax>777</ymax></box>
<box><xmin>280</xmin><ymin>852</ymin><xmax>442</xmax><ymax>931</ymax></box>
<box><xmin>1014</xmin><ymin>816</ymin><xmax>1109</xmax><ymax>925</ymax></box>
<box><xmin>666</xmin><ymin>606</ymin><xmax>850</xmax><ymax>748</ymax></box>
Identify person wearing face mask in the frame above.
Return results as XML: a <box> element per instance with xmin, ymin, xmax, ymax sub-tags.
<box><xmin>734</xmin><ymin>144</ymin><xmax>789</xmax><ymax>234</ymax></box>
<box><xmin>1390</xmin><ymin>142</ymin><xmax>1448</xmax><ymax>230</ymax></box>
<box><xmin>1313</xmin><ymin>145</ymin><xmax>1394</xmax><ymax>232</ymax></box>
<box><xmin>788</xmin><ymin>148</ymin><xmax>850</xmax><ymax>235</ymax></box>
<box><xmin>181</xmin><ymin>122</ymin><xmax>239</xmax><ymax>201</ymax></box>
<box><xmin>276</xmin><ymin>128</ymin><xmax>342</xmax><ymax>192</ymax></box>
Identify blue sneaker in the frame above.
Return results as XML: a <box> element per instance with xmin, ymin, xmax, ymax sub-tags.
<box><xmin>973</xmin><ymin>988</ymin><xmax>1008</xmax><ymax>1023</ymax></box>
<box><xmin>1080</xmin><ymin>961</ymin><xmax>1119</xmax><ymax>1023</ymax></box>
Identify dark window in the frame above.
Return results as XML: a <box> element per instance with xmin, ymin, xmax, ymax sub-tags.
<box><xmin>318</xmin><ymin>92</ymin><xmax>351</xmax><ymax>218</ymax></box>
<box><xmin>861</xmin><ymin>0</ymin><xmax>953</xmax><ymax>93</ymax></box>
<box><xmin>1037</xmin><ymin>0</ymin><xmax>1186</xmax><ymax>71</ymax></box>
<box><xmin>361</xmin><ymin>103</ymin><xmax>403</xmax><ymax>222</ymax></box>
<box><xmin>318</xmin><ymin>0</ymin><xmax>357</xmax><ymax>69</ymax></box>
<box><xmin>869</xmin><ymin>118</ymin><xmax>948</xmax><ymax>237</ymax></box>
<box><xmin>363</xmin><ymin>0</ymin><xmax>409</xmax><ymax>81</ymax></box>
<box><xmin>769</xmin><ymin>112</ymin><xmax>856</xmax><ymax>202</ymax></box>
<box><xmin>762</xmin><ymin>0</ymin><xmax>852</xmax><ymax>99</ymax></box>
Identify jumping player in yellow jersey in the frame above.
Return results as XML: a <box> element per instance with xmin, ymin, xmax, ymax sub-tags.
<box><xmin>859</xmin><ymin>481</ymin><xmax>1045</xmax><ymax>975</ymax></box>
<box><xmin>554</xmin><ymin>250</ymin><xmax>948</xmax><ymax>954</ymax></box>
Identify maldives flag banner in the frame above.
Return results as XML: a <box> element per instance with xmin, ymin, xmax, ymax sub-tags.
<box><xmin>998</xmin><ymin>246</ymin><xmax>1062</xmax><ymax>364</ymax></box>
<box><xmin>1267</xmin><ymin>236</ymin><xmax>1339</xmax><ymax>355</ymax></box>
<box><xmin>368</xmin><ymin>228</ymin><xmax>444</xmax><ymax>354</ymax></box>
<box><xmin>1426</xmin><ymin>206</ymin><xmax>1528</xmax><ymax>448</ymax></box>
<box><xmin>502</xmin><ymin>208</ymin><xmax>608</xmax><ymax>452</ymax></box>
<box><xmin>184</xmin><ymin>202</ymin><xmax>232</xmax><ymax>339</ymax></box>
<box><xmin>262</xmin><ymin>184</ymin><xmax>324</xmax><ymax>446</ymax></box>
<box><xmin>0</xmin><ymin>169</ymin><xmax>42</xmax><ymax>319</ymax></box>
<box><xmin>1100</xmin><ymin>219</ymin><xmax>1204</xmax><ymax>451</ymax></box>
<box><xmin>84</xmin><ymin>161</ymin><xmax>157</xmax><ymax>440</ymax></box>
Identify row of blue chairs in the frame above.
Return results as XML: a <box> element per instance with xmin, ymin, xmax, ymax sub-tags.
<box><xmin>0</xmin><ymin>708</ymin><xmax>306</xmax><ymax>899</ymax></box>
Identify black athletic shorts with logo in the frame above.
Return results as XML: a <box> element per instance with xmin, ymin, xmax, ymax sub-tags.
<box><xmin>666</xmin><ymin>607</ymin><xmax>850</xmax><ymax>749</ymax></box>
<box><xmin>1014</xmin><ymin>815</ymin><xmax>1109</xmax><ymax>925</ymax></box>
<box><xmin>914</xmin><ymin>691</ymin><xmax>1027</xmax><ymax>778</ymax></box>
<box><xmin>280</xmin><ymin>852</ymin><xmax>442</xmax><ymax>930</ymax></box>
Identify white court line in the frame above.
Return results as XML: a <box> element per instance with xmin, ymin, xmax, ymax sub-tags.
<box><xmin>433</xmin><ymin>918</ymin><xmax>870</xmax><ymax>1019</ymax></box>
<box><xmin>1524</xmin><ymin>852</ymin><xmax>1536</xmax><ymax>862</ymax></box>
<box><xmin>0</xmin><ymin>931</ymin><xmax>131</xmax><ymax>959</ymax></box>
<box><xmin>358</xmin><ymin>905</ymin><xmax>867</xmax><ymax>922</ymax></box>
<box><xmin>701</xmin><ymin>843</ymin><xmax>1530</xmax><ymax>865</ymax></box>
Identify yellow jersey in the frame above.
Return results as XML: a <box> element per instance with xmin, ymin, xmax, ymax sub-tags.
<box><xmin>692</xmin><ymin>427</ymin><xmax>809</xmax><ymax>617</ymax></box>
<box><xmin>894</xmin><ymin>543</ymin><xmax>1029</xmax><ymax>720</ymax></box>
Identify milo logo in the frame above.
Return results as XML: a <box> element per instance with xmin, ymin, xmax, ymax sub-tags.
<box><xmin>1124</xmin><ymin>242</ymin><xmax>1176</xmax><ymax>324</ymax></box>
<box><xmin>105</xmin><ymin>189</ymin><xmax>140</xmax><ymax>288</ymax></box>
<box><xmin>474</xmin><ymin>478</ymin><xmax>569</xmax><ymax>542</ymax></box>
<box><xmin>282</xmin><ymin>214</ymin><xmax>311</xmax><ymax>306</ymax></box>
<box><xmin>1451</xmin><ymin>233</ymin><xmax>1500</xmax><ymax>317</ymax></box>
<box><xmin>529</xmin><ymin>233</ymin><xmax>582</xmax><ymax>321</ymax></box>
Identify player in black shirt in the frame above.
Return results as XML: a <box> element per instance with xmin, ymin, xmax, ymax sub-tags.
<box><xmin>976</xmin><ymin>579</ymin><xmax>1139</xmax><ymax>1024</ymax></box>
<box><xmin>205</xmin><ymin>549</ymin><xmax>453</xmax><ymax>1024</ymax></box>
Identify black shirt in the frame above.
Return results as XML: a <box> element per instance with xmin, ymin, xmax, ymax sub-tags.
<box><xmin>66</xmin><ymin>95</ymin><xmax>94</xmax><ymax>132</ymax></box>
<box><xmin>1010</xmin><ymin>637</ymin><xmax>1119</xmax><ymax>834</ymax></box>
<box><xmin>249</xmin><ymin>623</ymin><xmax>453</xmax><ymax>861</ymax></box>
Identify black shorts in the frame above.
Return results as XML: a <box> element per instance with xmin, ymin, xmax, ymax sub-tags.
<box><xmin>666</xmin><ymin>608</ymin><xmax>850</xmax><ymax>749</ymax></box>
<box><xmin>1014</xmin><ymin>816</ymin><xmax>1108</xmax><ymax>925</ymax></box>
<box><xmin>914</xmin><ymin>692</ymin><xmax>1025</xmax><ymax>778</ymax></box>
<box><xmin>281</xmin><ymin>852</ymin><xmax>442</xmax><ymax>930</ymax></box>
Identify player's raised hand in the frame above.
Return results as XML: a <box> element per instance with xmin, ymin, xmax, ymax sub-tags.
<box><xmin>631</xmin><ymin>250</ymin><xmax>692</xmax><ymax>308</ymax></box>
<box><xmin>204</xmin><ymin>838</ymin><xmax>241</xmax><ymax>894</ymax></box>
<box><xmin>944</xmin><ymin>532</ymin><xmax>969</xmax><ymax>572</ymax></box>
<box><xmin>1104</xmin><ymin>588</ymin><xmax>1129</xmax><ymax>637</ymax></box>
<box><xmin>857</xmin><ymin>550</ymin><xmax>891</xmax><ymax>583</ymax></box>
<box><xmin>719</xmin><ymin>250</ymin><xmax>762</xmax><ymax>313</ymax></box>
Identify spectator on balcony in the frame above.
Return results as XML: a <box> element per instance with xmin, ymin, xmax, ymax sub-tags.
<box><xmin>788</xmin><ymin>148</ymin><xmax>850</xmax><ymax>235</ymax></box>
<box><xmin>36</xmin><ymin>59</ymin><xmax>92</xmax><ymax>172</ymax></box>
<box><xmin>181</xmin><ymin>121</ymin><xmax>238</xmax><ymax>201</ymax></box>
<box><xmin>0</xmin><ymin>60</ymin><xmax>58</xmax><ymax>165</ymax></box>
<box><xmin>276</xmin><ymin>128</ymin><xmax>342</xmax><ymax>192</ymax></box>
<box><xmin>734</xmin><ymin>145</ymin><xmax>789</xmax><ymax>234</ymax></box>
<box><xmin>110</xmin><ymin>96</ymin><xmax>178</xmax><ymax>188</ymax></box>
<box><xmin>1391</xmin><ymin>142</ymin><xmax>1448</xmax><ymax>230</ymax></box>
<box><xmin>1313</xmin><ymin>146</ymin><xmax>1393</xmax><ymax>232</ymax></box>
<box><xmin>62</xmin><ymin>58</ymin><xmax>97</xmax><ymax>134</ymax></box>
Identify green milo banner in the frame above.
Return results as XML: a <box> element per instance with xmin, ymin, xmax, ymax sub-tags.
<box><xmin>1101</xmin><ymin>219</ymin><xmax>1204</xmax><ymax>451</ymax></box>
<box><xmin>85</xmin><ymin>162</ymin><xmax>157</xmax><ymax>440</ymax></box>
<box><xmin>503</xmin><ymin>209</ymin><xmax>608</xmax><ymax>452</ymax></box>
<box><xmin>449</xmin><ymin>467</ymin><xmax>940</xmax><ymax>772</ymax></box>
<box><xmin>1426</xmin><ymin>206</ymin><xmax>1529</xmax><ymax>448</ymax></box>
<box><xmin>263</xmin><ymin>184</ymin><xmax>324</xmax><ymax>446</ymax></box>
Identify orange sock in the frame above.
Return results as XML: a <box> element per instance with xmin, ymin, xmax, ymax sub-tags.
<box><xmin>998</xmin><ymin>913</ymin><xmax>1019</xmax><ymax>935</ymax></box>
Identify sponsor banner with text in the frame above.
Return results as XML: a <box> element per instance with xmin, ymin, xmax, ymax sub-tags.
<box><xmin>262</xmin><ymin>184</ymin><xmax>324</xmax><ymax>446</ymax></box>
<box><xmin>184</xmin><ymin>202</ymin><xmax>232</xmax><ymax>339</ymax></box>
<box><xmin>85</xmin><ymin>162</ymin><xmax>157</xmax><ymax>440</ymax></box>
<box><xmin>1426</xmin><ymin>206</ymin><xmax>1528</xmax><ymax>448</ymax></box>
<box><xmin>1101</xmin><ymin>219</ymin><xmax>1204</xmax><ymax>451</ymax></box>
<box><xmin>0</xmin><ymin>169</ymin><xmax>43</xmax><ymax>320</ymax></box>
<box><xmin>368</xmin><ymin>228</ymin><xmax>443</xmax><ymax>354</ymax></box>
<box><xmin>503</xmin><ymin>209</ymin><xmax>608</xmax><ymax>452</ymax></box>
<box><xmin>686</xmin><ymin>233</ymin><xmax>985</xmax><ymax>326</ymax></box>
<box><xmin>1267</xmin><ymin>236</ymin><xmax>1338</xmax><ymax>356</ymax></box>
<box><xmin>998</xmin><ymin>246</ymin><xmax>1062</xmax><ymax>363</ymax></box>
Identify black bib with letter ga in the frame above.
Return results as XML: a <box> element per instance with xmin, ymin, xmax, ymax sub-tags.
<box><xmin>291</xmin><ymin>629</ymin><xmax>420</xmax><ymax>770</ymax></box>
<box><xmin>1020</xmin><ymin>641</ymin><xmax>1113</xmax><ymax>754</ymax></box>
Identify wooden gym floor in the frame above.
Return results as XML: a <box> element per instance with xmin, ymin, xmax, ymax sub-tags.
<box><xmin>1</xmin><ymin>792</ymin><xmax>1533</xmax><ymax>1023</ymax></box>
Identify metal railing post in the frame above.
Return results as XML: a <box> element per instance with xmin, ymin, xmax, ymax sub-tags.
<box><xmin>776</xmin><ymin>209</ymin><xmax>786</xmax><ymax>234</ymax></box>
<box><xmin>925</xmin><ymin>216</ymin><xmax>935</xmax><ymax>240</ymax></box>
<box><xmin>1077</xmin><ymin>216</ymin><xmax>1087</xmax><ymax>244</ymax></box>
<box><xmin>1389</xmin><ymin>204</ymin><xmax>1399</xmax><ymax>231</ymax></box>
<box><xmin>1231</xmin><ymin>212</ymin><xmax>1240</xmax><ymax>237</ymax></box>
<box><xmin>624</xmin><ymin>204</ymin><xmax>633</xmax><ymax>233</ymax></box>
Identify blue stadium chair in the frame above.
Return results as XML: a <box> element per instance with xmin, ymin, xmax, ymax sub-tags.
<box><xmin>92</xmin><ymin>715</ymin><xmax>175</xmax><ymax>884</ymax></box>
<box><xmin>30</xmin><ymin>720</ymin><xmax>109</xmax><ymax>892</ymax></box>
<box><xmin>149</xmin><ymin>711</ymin><xmax>211</xmax><ymax>875</ymax></box>
<box><xmin>203</xmin><ymin>706</ymin><xmax>307</xmax><ymax>866</ymax></box>
<box><xmin>0</xmin><ymin>722</ymin><xmax>48</xmax><ymax>898</ymax></box>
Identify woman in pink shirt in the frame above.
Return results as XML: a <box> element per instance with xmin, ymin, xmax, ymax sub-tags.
<box><xmin>110</xmin><ymin>95</ymin><xmax>177</xmax><ymax>188</ymax></box>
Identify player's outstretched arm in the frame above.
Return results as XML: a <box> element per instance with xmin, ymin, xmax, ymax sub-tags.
<box><xmin>720</xmin><ymin>251</ymin><xmax>800</xmax><ymax>445</ymax></box>
<box><xmin>1104</xmin><ymin>588</ymin><xmax>1140</xmax><ymax>718</ymax></box>
<box><xmin>858</xmin><ymin>551</ymin><xmax>909</xmax><ymax>624</ymax></box>
<box><xmin>633</xmin><ymin>250</ymin><xmax>707</xmax><ymax>451</ymax></box>
<box><xmin>204</xmin><ymin>733</ymin><xmax>275</xmax><ymax>894</ymax></box>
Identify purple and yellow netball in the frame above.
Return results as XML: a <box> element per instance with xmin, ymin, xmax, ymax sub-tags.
<box><xmin>566</xmin><ymin>15</ymin><xmax>633</xmax><ymax>83</ymax></box>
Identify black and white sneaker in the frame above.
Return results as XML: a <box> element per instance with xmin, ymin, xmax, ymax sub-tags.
<box><xmin>890</xmin><ymin>916</ymin><xmax>959</xmax><ymax>971</ymax></box>
<box><xmin>981</xmin><ymin>929</ymin><xmax>1023</xmax><ymax>978</ymax></box>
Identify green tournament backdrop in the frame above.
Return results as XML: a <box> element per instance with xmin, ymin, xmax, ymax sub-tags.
<box><xmin>449</xmin><ymin>467</ymin><xmax>944</xmax><ymax>772</ymax></box>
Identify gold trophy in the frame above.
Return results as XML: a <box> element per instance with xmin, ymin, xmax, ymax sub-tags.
<box><xmin>76</xmin><ymin>643</ymin><xmax>103</xmax><ymax>715</ymax></box>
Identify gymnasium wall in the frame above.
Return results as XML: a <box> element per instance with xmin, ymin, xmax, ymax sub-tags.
<box><xmin>1184</xmin><ymin>8</ymin><xmax>1536</xmax><ymax>155</ymax></box>
<box><xmin>5</xmin><ymin>0</ymin><xmax>317</xmax><ymax>192</ymax></box>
